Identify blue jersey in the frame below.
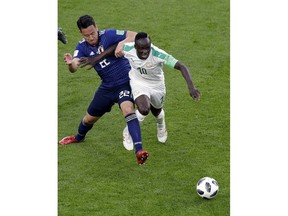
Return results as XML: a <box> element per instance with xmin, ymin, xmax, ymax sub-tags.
<box><xmin>73</xmin><ymin>29</ymin><xmax>131</xmax><ymax>87</ymax></box>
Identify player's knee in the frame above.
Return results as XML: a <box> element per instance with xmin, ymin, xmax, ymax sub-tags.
<box><xmin>151</xmin><ymin>108</ymin><xmax>162</xmax><ymax>117</ymax></box>
<box><xmin>120</xmin><ymin>101</ymin><xmax>135</xmax><ymax>116</ymax></box>
<box><xmin>122</xmin><ymin>106</ymin><xmax>134</xmax><ymax>116</ymax></box>
<box><xmin>138</xmin><ymin>106</ymin><xmax>150</xmax><ymax>116</ymax></box>
<box><xmin>83</xmin><ymin>114</ymin><xmax>99</xmax><ymax>125</ymax></box>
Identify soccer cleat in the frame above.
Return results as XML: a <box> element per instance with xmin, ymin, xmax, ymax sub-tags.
<box><xmin>123</xmin><ymin>126</ymin><xmax>133</xmax><ymax>151</ymax></box>
<box><xmin>59</xmin><ymin>135</ymin><xmax>78</xmax><ymax>145</ymax></box>
<box><xmin>58</xmin><ymin>28</ymin><xmax>68</xmax><ymax>44</ymax></box>
<box><xmin>136</xmin><ymin>150</ymin><xmax>149</xmax><ymax>165</ymax></box>
<box><xmin>157</xmin><ymin>124</ymin><xmax>168</xmax><ymax>143</ymax></box>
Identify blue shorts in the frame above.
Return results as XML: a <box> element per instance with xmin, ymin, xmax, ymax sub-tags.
<box><xmin>87</xmin><ymin>82</ymin><xmax>134</xmax><ymax>117</ymax></box>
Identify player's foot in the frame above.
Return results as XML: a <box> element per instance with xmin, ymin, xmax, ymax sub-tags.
<box><xmin>123</xmin><ymin>126</ymin><xmax>133</xmax><ymax>151</ymax></box>
<box><xmin>58</xmin><ymin>28</ymin><xmax>68</xmax><ymax>44</ymax></box>
<box><xmin>136</xmin><ymin>150</ymin><xmax>149</xmax><ymax>165</ymax></box>
<box><xmin>157</xmin><ymin>123</ymin><xmax>167</xmax><ymax>143</ymax></box>
<box><xmin>59</xmin><ymin>135</ymin><xmax>79</xmax><ymax>145</ymax></box>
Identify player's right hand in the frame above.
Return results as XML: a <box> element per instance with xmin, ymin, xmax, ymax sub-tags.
<box><xmin>64</xmin><ymin>53</ymin><xmax>73</xmax><ymax>65</ymax></box>
<box><xmin>190</xmin><ymin>88</ymin><xmax>201</xmax><ymax>101</ymax></box>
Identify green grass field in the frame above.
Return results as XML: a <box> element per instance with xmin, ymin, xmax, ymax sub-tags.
<box><xmin>58</xmin><ymin>0</ymin><xmax>230</xmax><ymax>215</ymax></box>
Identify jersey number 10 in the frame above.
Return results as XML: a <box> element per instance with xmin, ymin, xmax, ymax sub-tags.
<box><xmin>137</xmin><ymin>67</ymin><xmax>147</xmax><ymax>75</ymax></box>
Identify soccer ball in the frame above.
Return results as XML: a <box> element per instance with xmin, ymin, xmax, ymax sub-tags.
<box><xmin>196</xmin><ymin>177</ymin><xmax>219</xmax><ymax>199</ymax></box>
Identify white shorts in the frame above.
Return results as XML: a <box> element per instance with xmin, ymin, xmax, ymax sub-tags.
<box><xmin>130</xmin><ymin>79</ymin><xmax>166</xmax><ymax>109</ymax></box>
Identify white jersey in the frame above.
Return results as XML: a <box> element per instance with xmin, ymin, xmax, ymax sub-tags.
<box><xmin>123</xmin><ymin>42</ymin><xmax>178</xmax><ymax>108</ymax></box>
<box><xmin>123</xmin><ymin>42</ymin><xmax>178</xmax><ymax>87</ymax></box>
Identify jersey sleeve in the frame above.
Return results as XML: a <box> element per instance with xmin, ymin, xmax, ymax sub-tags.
<box><xmin>123</xmin><ymin>42</ymin><xmax>135</xmax><ymax>58</ymax></box>
<box><xmin>102</xmin><ymin>29</ymin><xmax>127</xmax><ymax>47</ymax></box>
<box><xmin>163</xmin><ymin>54</ymin><xmax>178</xmax><ymax>69</ymax></box>
<box><xmin>151</xmin><ymin>45</ymin><xmax>178</xmax><ymax>69</ymax></box>
<box><xmin>73</xmin><ymin>40</ymin><xmax>86</xmax><ymax>58</ymax></box>
<box><xmin>123</xmin><ymin>42</ymin><xmax>134</xmax><ymax>52</ymax></box>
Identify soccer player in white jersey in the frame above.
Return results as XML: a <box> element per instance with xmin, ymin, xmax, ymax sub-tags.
<box><xmin>79</xmin><ymin>32</ymin><xmax>201</xmax><ymax>151</ymax></box>
<box><xmin>121</xmin><ymin>32</ymin><xmax>201</xmax><ymax>150</ymax></box>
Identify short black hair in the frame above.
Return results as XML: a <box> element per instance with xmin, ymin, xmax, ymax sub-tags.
<box><xmin>77</xmin><ymin>15</ymin><xmax>96</xmax><ymax>30</ymax></box>
<box><xmin>135</xmin><ymin>32</ymin><xmax>150</xmax><ymax>41</ymax></box>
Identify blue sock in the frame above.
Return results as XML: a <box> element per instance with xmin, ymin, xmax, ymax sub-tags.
<box><xmin>75</xmin><ymin>121</ymin><xmax>93</xmax><ymax>141</ymax></box>
<box><xmin>125</xmin><ymin>113</ymin><xmax>143</xmax><ymax>153</ymax></box>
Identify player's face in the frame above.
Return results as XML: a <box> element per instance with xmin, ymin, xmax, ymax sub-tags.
<box><xmin>135</xmin><ymin>38</ymin><xmax>151</xmax><ymax>60</ymax></box>
<box><xmin>80</xmin><ymin>25</ymin><xmax>98</xmax><ymax>46</ymax></box>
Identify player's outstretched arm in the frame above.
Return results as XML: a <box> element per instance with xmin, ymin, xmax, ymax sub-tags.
<box><xmin>79</xmin><ymin>44</ymin><xmax>118</xmax><ymax>70</ymax></box>
<box><xmin>64</xmin><ymin>53</ymin><xmax>80</xmax><ymax>73</ymax></box>
<box><xmin>115</xmin><ymin>31</ymin><xmax>137</xmax><ymax>58</ymax></box>
<box><xmin>174</xmin><ymin>61</ymin><xmax>201</xmax><ymax>100</ymax></box>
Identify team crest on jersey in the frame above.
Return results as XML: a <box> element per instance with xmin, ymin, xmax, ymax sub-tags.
<box><xmin>97</xmin><ymin>46</ymin><xmax>104</xmax><ymax>54</ymax></box>
<box><xmin>146</xmin><ymin>62</ymin><xmax>153</xmax><ymax>68</ymax></box>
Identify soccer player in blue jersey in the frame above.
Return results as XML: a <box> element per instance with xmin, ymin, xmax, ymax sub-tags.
<box><xmin>58</xmin><ymin>15</ymin><xmax>148</xmax><ymax>165</ymax></box>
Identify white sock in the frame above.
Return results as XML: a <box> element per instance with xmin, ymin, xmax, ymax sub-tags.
<box><xmin>156</xmin><ymin>109</ymin><xmax>165</xmax><ymax>128</ymax></box>
<box><xmin>135</xmin><ymin>109</ymin><xmax>146</xmax><ymax>122</ymax></box>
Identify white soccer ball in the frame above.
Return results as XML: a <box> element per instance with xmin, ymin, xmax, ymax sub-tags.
<box><xmin>196</xmin><ymin>177</ymin><xmax>219</xmax><ymax>199</ymax></box>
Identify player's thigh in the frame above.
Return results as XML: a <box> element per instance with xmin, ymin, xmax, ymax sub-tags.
<box><xmin>116</xmin><ymin>82</ymin><xmax>135</xmax><ymax>116</ymax></box>
<box><xmin>87</xmin><ymin>88</ymin><xmax>114</xmax><ymax>117</ymax></box>
<box><xmin>130</xmin><ymin>81</ymin><xmax>151</xmax><ymax>114</ymax></box>
<box><xmin>150</xmin><ymin>88</ymin><xmax>166</xmax><ymax>109</ymax></box>
<box><xmin>130</xmin><ymin>80</ymin><xmax>150</xmax><ymax>100</ymax></box>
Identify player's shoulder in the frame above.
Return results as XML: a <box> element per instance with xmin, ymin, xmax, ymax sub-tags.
<box><xmin>78</xmin><ymin>38</ymin><xmax>86</xmax><ymax>44</ymax></box>
<box><xmin>75</xmin><ymin>38</ymin><xmax>87</xmax><ymax>50</ymax></box>
<box><xmin>100</xmin><ymin>29</ymin><xmax>126</xmax><ymax>36</ymax></box>
<box><xmin>99</xmin><ymin>29</ymin><xmax>107</xmax><ymax>36</ymax></box>
<box><xmin>123</xmin><ymin>42</ymin><xmax>135</xmax><ymax>52</ymax></box>
<box><xmin>151</xmin><ymin>43</ymin><xmax>166</xmax><ymax>53</ymax></box>
<box><xmin>151</xmin><ymin>44</ymin><xmax>169</xmax><ymax>59</ymax></box>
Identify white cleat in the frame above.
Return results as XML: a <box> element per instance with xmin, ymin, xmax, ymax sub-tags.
<box><xmin>157</xmin><ymin>124</ymin><xmax>168</xmax><ymax>143</ymax></box>
<box><xmin>123</xmin><ymin>126</ymin><xmax>134</xmax><ymax>151</ymax></box>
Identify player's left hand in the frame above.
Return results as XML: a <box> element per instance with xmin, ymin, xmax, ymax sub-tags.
<box><xmin>190</xmin><ymin>88</ymin><xmax>201</xmax><ymax>101</ymax></box>
<box><xmin>79</xmin><ymin>57</ymin><xmax>95</xmax><ymax>70</ymax></box>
